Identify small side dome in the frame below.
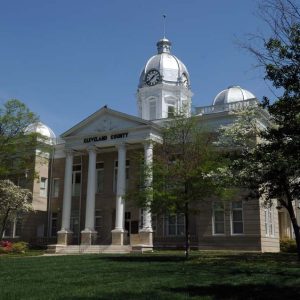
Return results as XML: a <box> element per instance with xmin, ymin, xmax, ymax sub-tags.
<box><xmin>25</xmin><ymin>122</ymin><xmax>56</xmax><ymax>145</ymax></box>
<box><xmin>213</xmin><ymin>85</ymin><xmax>256</xmax><ymax>106</ymax></box>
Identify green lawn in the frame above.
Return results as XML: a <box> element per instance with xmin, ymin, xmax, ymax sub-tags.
<box><xmin>1</xmin><ymin>251</ymin><xmax>300</xmax><ymax>299</ymax></box>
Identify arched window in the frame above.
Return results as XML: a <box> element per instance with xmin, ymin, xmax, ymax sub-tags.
<box><xmin>149</xmin><ymin>100</ymin><xmax>156</xmax><ymax>120</ymax></box>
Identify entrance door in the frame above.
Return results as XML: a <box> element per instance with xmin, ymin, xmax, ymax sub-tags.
<box><xmin>124</xmin><ymin>211</ymin><xmax>139</xmax><ymax>235</ymax></box>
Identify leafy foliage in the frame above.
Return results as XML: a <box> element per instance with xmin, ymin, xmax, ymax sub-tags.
<box><xmin>0</xmin><ymin>99</ymin><xmax>47</xmax><ymax>181</ymax></box>
<box><xmin>129</xmin><ymin>114</ymin><xmax>233</xmax><ymax>258</ymax></box>
<box><xmin>222</xmin><ymin>0</ymin><xmax>300</xmax><ymax>258</ymax></box>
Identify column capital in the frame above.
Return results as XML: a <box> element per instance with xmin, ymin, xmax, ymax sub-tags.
<box><xmin>115</xmin><ymin>142</ymin><xmax>126</xmax><ymax>150</ymax></box>
<box><xmin>64</xmin><ymin>149</ymin><xmax>74</xmax><ymax>156</ymax></box>
<box><xmin>143</xmin><ymin>140</ymin><xmax>154</xmax><ymax>149</ymax></box>
<box><xmin>87</xmin><ymin>145</ymin><xmax>98</xmax><ymax>153</ymax></box>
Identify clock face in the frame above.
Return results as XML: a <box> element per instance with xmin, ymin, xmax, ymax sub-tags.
<box><xmin>182</xmin><ymin>73</ymin><xmax>189</xmax><ymax>88</ymax></box>
<box><xmin>145</xmin><ymin>70</ymin><xmax>160</xmax><ymax>86</ymax></box>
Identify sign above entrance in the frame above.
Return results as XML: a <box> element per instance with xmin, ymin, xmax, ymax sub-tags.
<box><xmin>83</xmin><ymin>132</ymin><xmax>128</xmax><ymax>144</ymax></box>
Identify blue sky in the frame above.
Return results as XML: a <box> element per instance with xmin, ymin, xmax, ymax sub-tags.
<box><xmin>0</xmin><ymin>0</ymin><xmax>275</xmax><ymax>135</ymax></box>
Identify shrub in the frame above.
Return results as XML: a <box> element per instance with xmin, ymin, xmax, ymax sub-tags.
<box><xmin>280</xmin><ymin>238</ymin><xmax>297</xmax><ymax>253</ymax></box>
<box><xmin>0</xmin><ymin>240</ymin><xmax>13</xmax><ymax>252</ymax></box>
<box><xmin>11</xmin><ymin>242</ymin><xmax>28</xmax><ymax>253</ymax></box>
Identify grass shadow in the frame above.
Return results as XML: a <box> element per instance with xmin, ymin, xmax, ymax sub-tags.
<box><xmin>169</xmin><ymin>283</ymin><xmax>300</xmax><ymax>299</ymax></box>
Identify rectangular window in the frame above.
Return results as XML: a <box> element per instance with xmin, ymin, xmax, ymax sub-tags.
<box><xmin>52</xmin><ymin>179</ymin><xmax>60</xmax><ymax>198</ymax></box>
<box><xmin>231</xmin><ymin>201</ymin><xmax>244</xmax><ymax>234</ymax></box>
<box><xmin>149</xmin><ymin>100</ymin><xmax>156</xmax><ymax>120</ymax></box>
<box><xmin>165</xmin><ymin>213</ymin><xmax>185</xmax><ymax>236</ymax></box>
<box><xmin>40</xmin><ymin>177</ymin><xmax>47</xmax><ymax>197</ymax></box>
<box><xmin>72</xmin><ymin>165</ymin><xmax>81</xmax><ymax>197</ymax></box>
<box><xmin>113</xmin><ymin>160</ymin><xmax>130</xmax><ymax>192</ymax></box>
<box><xmin>2</xmin><ymin>217</ymin><xmax>22</xmax><ymax>238</ymax></box>
<box><xmin>167</xmin><ymin>105</ymin><xmax>175</xmax><ymax>118</ymax></box>
<box><xmin>50</xmin><ymin>212</ymin><xmax>58</xmax><ymax>237</ymax></box>
<box><xmin>265</xmin><ymin>207</ymin><xmax>275</xmax><ymax>237</ymax></box>
<box><xmin>96</xmin><ymin>162</ymin><xmax>104</xmax><ymax>193</ymax></box>
<box><xmin>213</xmin><ymin>202</ymin><xmax>225</xmax><ymax>235</ymax></box>
<box><xmin>95</xmin><ymin>210</ymin><xmax>103</xmax><ymax>234</ymax></box>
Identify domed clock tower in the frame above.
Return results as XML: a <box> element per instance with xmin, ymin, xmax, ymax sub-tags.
<box><xmin>137</xmin><ymin>38</ymin><xmax>193</xmax><ymax>120</ymax></box>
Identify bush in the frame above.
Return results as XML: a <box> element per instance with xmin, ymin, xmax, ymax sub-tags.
<box><xmin>0</xmin><ymin>240</ymin><xmax>13</xmax><ymax>252</ymax></box>
<box><xmin>11</xmin><ymin>242</ymin><xmax>28</xmax><ymax>253</ymax></box>
<box><xmin>280</xmin><ymin>239</ymin><xmax>297</xmax><ymax>253</ymax></box>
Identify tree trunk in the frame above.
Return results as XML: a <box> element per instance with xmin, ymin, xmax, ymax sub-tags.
<box><xmin>284</xmin><ymin>184</ymin><xmax>300</xmax><ymax>261</ymax></box>
<box><xmin>286</xmin><ymin>199</ymin><xmax>300</xmax><ymax>260</ymax></box>
<box><xmin>185</xmin><ymin>202</ymin><xmax>190</xmax><ymax>260</ymax></box>
<box><xmin>0</xmin><ymin>209</ymin><xmax>10</xmax><ymax>239</ymax></box>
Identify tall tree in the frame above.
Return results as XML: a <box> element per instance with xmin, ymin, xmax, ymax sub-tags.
<box><xmin>0</xmin><ymin>179</ymin><xmax>33</xmax><ymax>238</ymax></box>
<box><xmin>224</xmin><ymin>0</ymin><xmax>300</xmax><ymax>258</ymax></box>
<box><xmin>129</xmin><ymin>114</ymin><xmax>233</xmax><ymax>259</ymax></box>
<box><xmin>0</xmin><ymin>99</ymin><xmax>45</xmax><ymax>183</ymax></box>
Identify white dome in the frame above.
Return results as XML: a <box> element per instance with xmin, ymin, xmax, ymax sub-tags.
<box><xmin>25</xmin><ymin>122</ymin><xmax>56</xmax><ymax>144</ymax></box>
<box><xmin>213</xmin><ymin>86</ymin><xmax>256</xmax><ymax>106</ymax></box>
<box><xmin>138</xmin><ymin>38</ymin><xmax>190</xmax><ymax>88</ymax></box>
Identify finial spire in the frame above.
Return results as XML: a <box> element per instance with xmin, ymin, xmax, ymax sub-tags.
<box><xmin>163</xmin><ymin>14</ymin><xmax>166</xmax><ymax>38</ymax></box>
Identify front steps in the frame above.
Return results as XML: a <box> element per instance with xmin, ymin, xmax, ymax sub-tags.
<box><xmin>47</xmin><ymin>244</ymin><xmax>132</xmax><ymax>254</ymax></box>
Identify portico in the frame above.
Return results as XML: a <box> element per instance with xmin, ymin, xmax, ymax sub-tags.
<box><xmin>55</xmin><ymin>107</ymin><xmax>161</xmax><ymax>249</ymax></box>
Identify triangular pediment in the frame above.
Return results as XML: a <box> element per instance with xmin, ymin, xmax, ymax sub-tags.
<box><xmin>61</xmin><ymin>106</ymin><xmax>156</xmax><ymax>138</ymax></box>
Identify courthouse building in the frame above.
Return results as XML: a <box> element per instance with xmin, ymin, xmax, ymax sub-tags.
<box><xmin>5</xmin><ymin>37</ymin><xmax>297</xmax><ymax>253</ymax></box>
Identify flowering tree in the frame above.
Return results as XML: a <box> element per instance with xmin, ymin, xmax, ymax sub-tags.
<box><xmin>0</xmin><ymin>180</ymin><xmax>33</xmax><ymax>238</ymax></box>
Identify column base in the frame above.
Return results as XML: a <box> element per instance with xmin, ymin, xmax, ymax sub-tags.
<box><xmin>111</xmin><ymin>229</ymin><xmax>128</xmax><ymax>245</ymax></box>
<box><xmin>57</xmin><ymin>230</ymin><xmax>73</xmax><ymax>245</ymax></box>
<box><xmin>138</xmin><ymin>229</ymin><xmax>153</xmax><ymax>247</ymax></box>
<box><xmin>81</xmin><ymin>229</ymin><xmax>98</xmax><ymax>245</ymax></box>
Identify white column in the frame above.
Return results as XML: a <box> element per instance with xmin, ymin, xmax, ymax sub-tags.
<box><xmin>61</xmin><ymin>150</ymin><xmax>73</xmax><ymax>231</ymax></box>
<box><xmin>114</xmin><ymin>143</ymin><xmax>126</xmax><ymax>230</ymax></box>
<box><xmin>84</xmin><ymin>147</ymin><xmax>97</xmax><ymax>231</ymax></box>
<box><xmin>142</xmin><ymin>141</ymin><xmax>153</xmax><ymax>230</ymax></box>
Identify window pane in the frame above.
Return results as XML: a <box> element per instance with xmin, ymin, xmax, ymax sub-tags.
<box><xmin>168</xmin><ymin>224</ymin><xmax>176</xmax><ymax>235</ymax></box>
<box><xmin>215</xmin><ymin>211</ymin><xmax>224</xmax><ymax>222</ymax></box>
<box><xmin>233</xmin><ymin>222</ymin><xmax>243</xmax><ymax>234</ymax></box>
<box><xmin>168</xmin><ymin>106</ymin><xmax>175</xmax><ymax>118</ymax></box>
<box><xmin>215</xmin><ymin>223</ymin><xmax>225</xmax><ymax>234</ymax></box>
<box><xmin>233</xmin><ymin>210</ymin><xmax>242</xmax><ymax>221</ymax></box>
<box><xmin>177</xmin><ymin>224</ymin><xmax>185</xmax><ymax>236</ymax></box>
<box><xmin>232</xmin><ymin>201</ymin><xmax>242</xmax><ymax>209</ymax></box>
<box><xmin>149</xmin><ymin>101</ymin><xmax>156</xmax><ymax>119</ymax></box>
<box><xmin>177</xmin><ymin>214</ymin><xmax>185</xmax><ymax>225</ymax></box>
<box><xmin>97</xmin><ymin>169</ymin><xmax>104</xmax><ymax>193</ymax></box>
<box><xmin>169</xmin><ymin>215</ymin><xmax>176</xmax><ymax>225</ymax></box>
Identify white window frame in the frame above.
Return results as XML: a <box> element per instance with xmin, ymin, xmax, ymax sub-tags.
<box><xmin>212</xmin><ymin>201</ymin><xmax>225</xmax><ymax>235</ymax></box>
<box><xmin>230</xmin><ymin>201</ymin><xmax>244</xmax><ymax>235</ymax></box>
<box><xmin>164</xmin><ymin>213</ymin><xmax>185</xmax><ymax>236</ymax></box>
<box><xmin>113</xmin><ymin>160</ymin><xmax>130</xmax><ymax>193</ymax></box>
<box><xmin>40</xmin><ymin>177</ymin><xmax>48</xmax><ymax>197</ymax></box>
<box><xmin>96</xmin><ymin>162</ymin><xmax>104</xmax><ymax>194</ymax></box>
<box><xmin>265</xmin><ymin>207</ymin><xmax>275</xmax><ymax>237</ymax></box>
